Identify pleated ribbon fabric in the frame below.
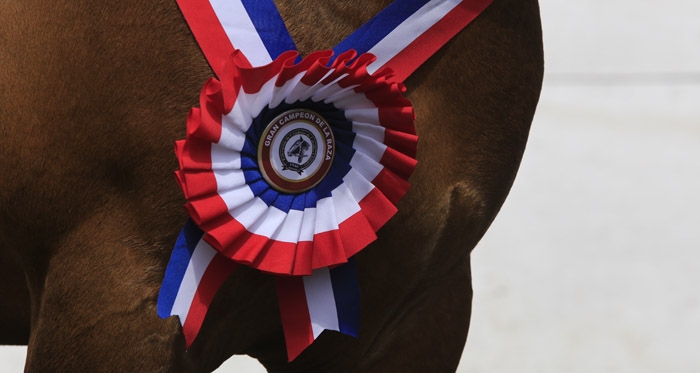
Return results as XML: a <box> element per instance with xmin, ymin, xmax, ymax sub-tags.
<box><xmin>158</xmin><ymin>0</ymin><xmax>492</xmax><ymax>361</ymax></box>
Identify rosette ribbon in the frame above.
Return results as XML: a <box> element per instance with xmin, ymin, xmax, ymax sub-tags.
<box><xmin>158</xmin><ymin>0</ymin><xmax>492</xmax><ymax>361</ymax></box>
<box><xmin>175</xmin><ymin>49</ymin><xmax>417</xmax><ymax>276</ymax></box>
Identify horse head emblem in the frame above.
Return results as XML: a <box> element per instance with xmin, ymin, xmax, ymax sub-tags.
<box><xmin>287</xmin><ymin>135</ymin><xmax>310</xmax><ymax>164</ymax></box>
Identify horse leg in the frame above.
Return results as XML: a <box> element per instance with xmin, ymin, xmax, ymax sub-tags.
<box><xmin>0</xmin><ymin>242</ymin><xmax>31</xmax><ymax>345</ymax></box>
<box><xmin>23</xmin><ymin>207</ymin><xmax>192</xmax><ymax>372</ymax></box>
<box><xmin>352</xmin><ymin>0</ymin><xmax>545</xmax><ymax>369</ymax></box>
<box><xmin>353</xmin><ymin>182</ymin><xmax>488</xmax><ymax>372</ymax></box>
<box><xmin>360</xmin><ymin>266</ymin><xmax>474</xmax><ymax>372</ymax></box>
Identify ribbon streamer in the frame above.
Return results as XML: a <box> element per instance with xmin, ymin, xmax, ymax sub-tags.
<box><xmin>158</xmin><ymin>220</ymin><xmax>238</xmax><ymax>346</ymax></box>
<box><xmin>276</xmin><ymin>259</ymin><xmax>360</xmax><ymax>361</ymax></box>
<box><xmin>175</xmin><ymin>0</ymin><xmax>296</xmax><ymax>74</ymax></box>
<box><xmin>332</xmin><ymin>0</ymin><xmax>493</xmax><ymax>81</ymax></box>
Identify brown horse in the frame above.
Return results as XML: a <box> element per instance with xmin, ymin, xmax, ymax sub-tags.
<box><xmin>0</xmin><ymin>0</ymin><xmax>543</xmax><ymax>371</ymax></box>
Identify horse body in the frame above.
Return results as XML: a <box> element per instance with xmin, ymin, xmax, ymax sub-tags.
<box><xmin>0</xmin><ymin>0</ymin><xmax>543</xmax><ymax>371</ymax></box>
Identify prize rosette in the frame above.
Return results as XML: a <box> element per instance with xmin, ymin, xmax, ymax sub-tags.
<box><xmin>174</xmin><ymin>49</ymin><xmax>417</xmax><ymax>275</ymax></box>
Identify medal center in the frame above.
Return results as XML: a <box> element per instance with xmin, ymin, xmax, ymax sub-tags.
<box><xmin>258</xmin><ymin>108</ymin><xmax>335</xmax><ymax>193</ymax></box>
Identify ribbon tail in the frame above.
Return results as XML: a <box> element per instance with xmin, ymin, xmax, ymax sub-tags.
<box><xmin>276</xmin><ymin>275</ymin><xmax>314</xmax><ymax>361</ymax></box>
<box><xmin>276</xmin><ymin>259</ymin><xmax>360</xmax><ymax>361</ymax></box>
<box><xmin>329</xmin><ymin>259</ymin><xmax>361</xmax><ymax>338</ymax></box>
<box><xmin>157</xmin><ymin>220</ymin><xmax>239</xmax><ymax>348</ymax></box>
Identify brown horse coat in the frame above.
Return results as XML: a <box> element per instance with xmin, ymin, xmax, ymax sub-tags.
<box><xmin>0</xmin><ymin>0</ymin><xmax>543</xmax><ymax>371</ymax></box>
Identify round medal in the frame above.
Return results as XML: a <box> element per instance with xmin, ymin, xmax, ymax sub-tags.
<box><xmin>258</xmin><ymin>108</ymin><xmax>335</xmax><ymax>193</ymax></box>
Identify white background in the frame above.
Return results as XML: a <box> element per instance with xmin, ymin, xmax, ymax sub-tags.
<box><xmin>2</xmin><ymin>0</ymin><xmax>699</xmax><ymax>371</ymax></box>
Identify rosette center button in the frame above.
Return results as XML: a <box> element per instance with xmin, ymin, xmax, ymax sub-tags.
<box><xmin>258</xmin><ymin>108</ymin><xmax>335</xmax><ymax>194</ymax></box>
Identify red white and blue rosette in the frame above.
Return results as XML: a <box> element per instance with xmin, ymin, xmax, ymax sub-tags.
<box><xmin>174</xmin><ymin>49</ymin><xmax>417</xmax><ymax>276</ymax></box>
